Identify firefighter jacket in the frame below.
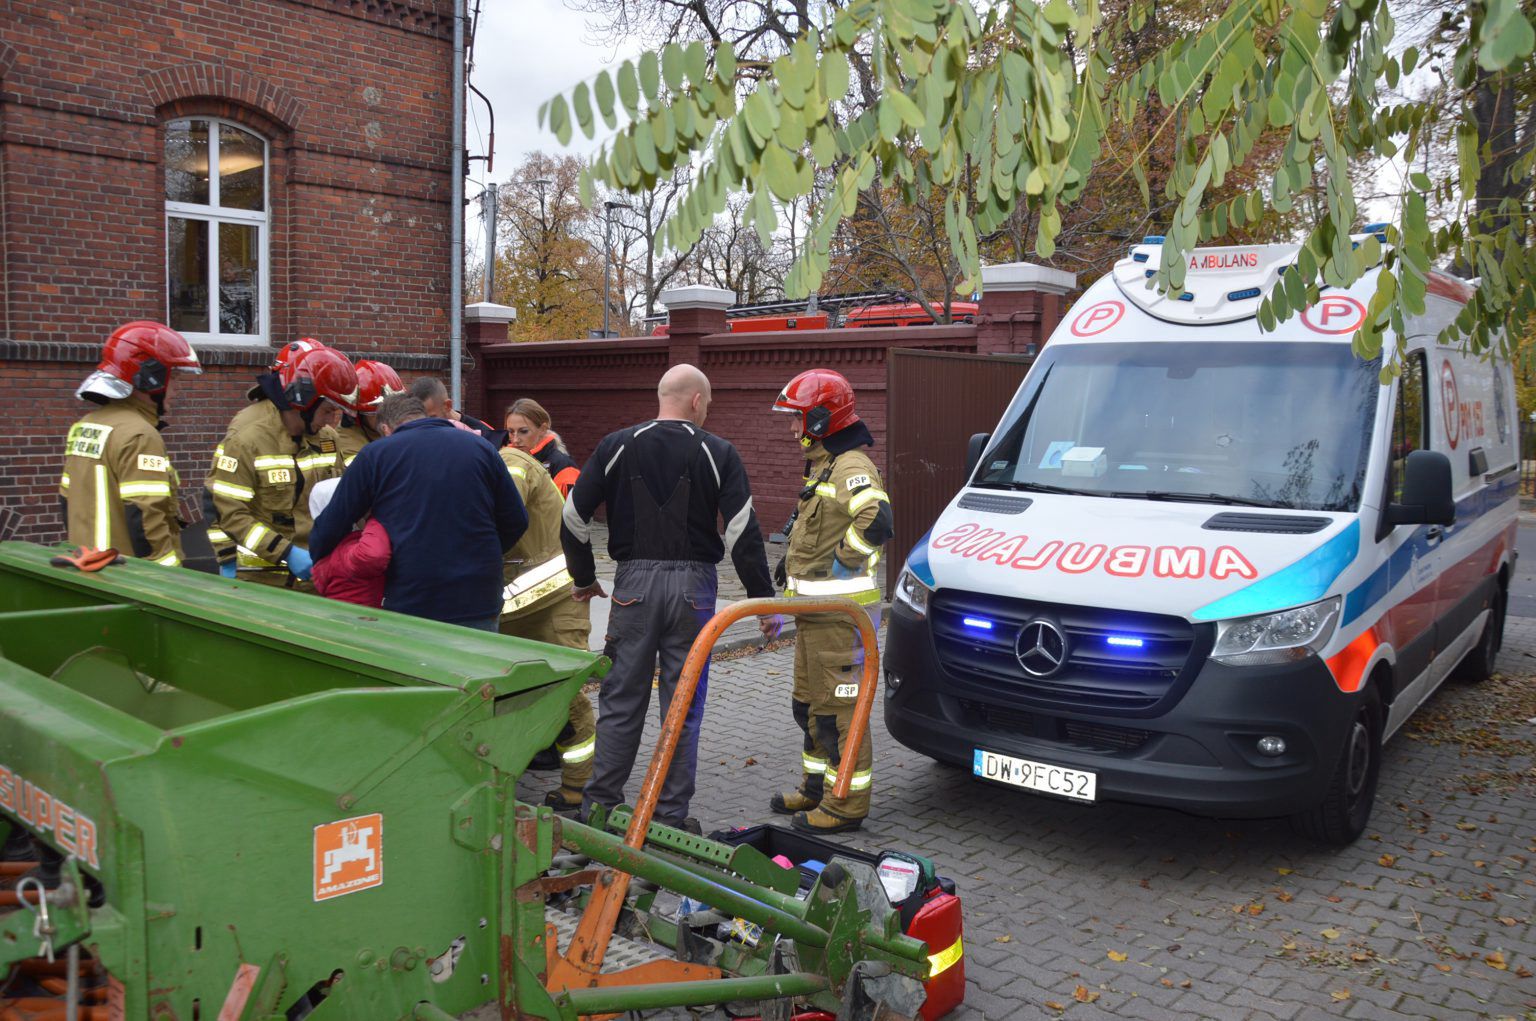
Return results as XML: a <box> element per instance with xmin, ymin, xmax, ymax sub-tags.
<box><xmin>783</xmin><ymin>437</ymin><xmax>892</xmax><ymax>607</ymax></box>
<box><xmin>59</xmin><ymin>398</ymin><xmax>184</xmax><ymax>565</ymax></box>
<box><xmin>499</xmin><ymin>447</ymin><xmax>574</xmax><ymax>621</ymax></box>
<box><xmin>204</xmin><ymin>399</ymin><xmax>342</xmax><ymax>568</ymax></box>
<box><xmin>335</xmin><ymin>421</ymin><xmax>374</xmax><ymax>469</ymax></box>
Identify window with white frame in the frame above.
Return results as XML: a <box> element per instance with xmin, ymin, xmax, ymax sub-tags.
<box><xmin>164</xmin><ymin>118</ymin><xmax>268</xmax><ymax>344</ymax></box>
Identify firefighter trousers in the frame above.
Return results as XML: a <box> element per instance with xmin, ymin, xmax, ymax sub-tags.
<box><xmin>500</xmin><ymin>596</ymin><xmax>595</xmax><ymax>793</ymax></box>
<box><xmin>790</xmin><ymin>604</ymin><xmax>881</xmax><ymax>821</ymax></box>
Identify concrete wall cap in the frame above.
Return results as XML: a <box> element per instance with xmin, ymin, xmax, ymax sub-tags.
<box><xmin>660</xmin><ymin>285</ymin><xmax>736</xmax><ymax>311</ymax></box>
<box><xmin>464</xmin><ymin>302</ymin><xmax>518</xmax><ymax>323</ymax></box>
<box><xmin>981</xmin><ymin>262</ymin><xmax>1076</xmax><ymax>295</ymax></box>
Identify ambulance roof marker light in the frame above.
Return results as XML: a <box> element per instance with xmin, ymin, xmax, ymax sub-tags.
<box><xmin>1143</xmin><ymin>235</ymin><xmax>1166</xmax><ymax>244</ymax></box>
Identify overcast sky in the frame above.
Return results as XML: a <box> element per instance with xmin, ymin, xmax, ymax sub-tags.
<box><xmin>464</xmin><ymin>0</ymin><xmax>640</xmax><ymax>262</ymax></box>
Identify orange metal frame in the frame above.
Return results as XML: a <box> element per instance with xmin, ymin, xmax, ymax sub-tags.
<box><xmin>546</xmin><ymin>596</ymin><xmax>879</xmax><ymax>999</ymax></box>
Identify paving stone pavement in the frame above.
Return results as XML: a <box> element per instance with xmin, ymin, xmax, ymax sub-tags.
<box><xmin>519</xmin><ymin>618</ymin><xmax>1536</xmax><ymax>1020</ymax></box>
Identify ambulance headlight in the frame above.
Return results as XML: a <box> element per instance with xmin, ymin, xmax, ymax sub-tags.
<box><xmin>894</xmin><ymin>568</ymin><xmax>932</xmax><ymax>617</ymax></box>
<box><xmin>1210</xmin><ymin>596</ymin><xmax>1340</xmax><ymax>666</ymax></box>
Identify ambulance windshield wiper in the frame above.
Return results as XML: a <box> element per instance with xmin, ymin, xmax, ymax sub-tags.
<box><xmin>1123</xmin><ymin>490</ymin><xmax>1290</xmax><ymax>508</ymax></box>
<box><xmin>985</xmin><ymin>481</ymin><xmax>1113</xmax><ymax>497</ymax></box>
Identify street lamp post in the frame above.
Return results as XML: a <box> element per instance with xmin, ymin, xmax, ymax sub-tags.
<box><xmin>602</xmin><ymin>199</ymin><xmax>631</xmax><ymax>338</ymax></box>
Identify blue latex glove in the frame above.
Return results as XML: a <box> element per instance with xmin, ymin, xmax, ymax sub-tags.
<box><xmin>831</xmin><ymin>559</ymin><xmax>859</xmax><ymax>580</ymax></box>
<box><xmin>219</xmin><ymin>561</ymin><xmax>237</xmax><ymax>579</ymax></box>
<box><xmin>285</xmin><ymin>545</ymin><xmax>314</xmax><ymax>581</ymax></box>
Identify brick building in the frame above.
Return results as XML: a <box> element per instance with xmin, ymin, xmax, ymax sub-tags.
<box><xmin>0</xmin><ymin>0</ymin><xmax>456</xmax><ymax>542</ymax></box>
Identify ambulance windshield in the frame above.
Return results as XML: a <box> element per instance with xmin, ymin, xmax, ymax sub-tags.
<box><xmin>974</xmin><ymin>341</ymin><xmax>1380</xmax><ymax>512</ymax></box>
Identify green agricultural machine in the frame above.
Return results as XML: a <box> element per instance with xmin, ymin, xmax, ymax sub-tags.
<box><xmin>0</xmin><ymin>542</ymin><xmax>928</xmax><ymax>1020</ymax></box>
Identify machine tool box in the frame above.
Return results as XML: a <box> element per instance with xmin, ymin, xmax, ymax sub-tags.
<box><xmin>712</xmin><ymin>823</ymin><xmax>965</xmax><ymax>1020</ymax></box>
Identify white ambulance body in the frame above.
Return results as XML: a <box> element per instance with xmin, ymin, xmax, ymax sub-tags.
<box><xmin>884</xmin><ymin>236</ymin><xmax>1518</xmax><ymax>843</ymax></box>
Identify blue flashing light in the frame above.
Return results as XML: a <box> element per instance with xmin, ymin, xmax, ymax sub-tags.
<box><xmin>962</xmin><ymin>616</ymin><xmax>995</xmax><ymax>631</ymax></box>
<box><xmin>1177</xmin><ymin>292</ymin><xmax>1195</xmax><ymax>302</ymax></box>
<box><xmin>1143</xmin><ymin>235</ymin><xmax>1166</xmax><ymax>244</ymax></box>
<box><xmin>1145</xmin><ymin>269</ymin><xmax>1156</xmax><ymax>279</ymax></box>
<box><xmin>1227</xmin><ymin>287</ymin><xmax>1261</xmax><ymax>301</ymax></box>
<box><xmin>1106</xmin><ymin>635</ymin><xmax>1145</xmax><ymax>648</ymax></box>
<box><xmin>1132</xmin><ymin>252</ymin><xmax>1149</xmax><ymax>263</ymax></box>
<box><xmin>1362</xmin><ymin>221</ymin><xmax>1389</xmax><ymax>233</ymax></box>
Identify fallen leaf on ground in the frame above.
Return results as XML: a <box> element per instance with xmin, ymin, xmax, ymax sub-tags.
<box><xmin>1435</xmin><ymin>963</ymin><xmax>1452</xmax><ymax>973</ymax></box>
<box><xmin>995</xmin><ymin>934</ymin><xmax>1012</xmax><ymax>944</ymax></box>
<box><xmin>1180</xmin><ymin>980</ymin><xmax>1191</xmax><ymax>989</ymax></box>
<box><xmin>1276</xmin><ymin>891</ymin><xmax>1294</xmax><ymax>903</ymax></box>
<box><xmin>1516</xmin><ymin>966</ymin><xmax>1533</xmax><ymax>978</ymax></box>
<box><xmin>1327</xmin><ymin>895</ymin><xmax>1343</xmax><ymax>903</ymax></box>
<box><xmin>1486</xmin><ymin>952</ymin><xmax>1508</xmax><ymax>971</ymax></box>
<box><xmin>1331</xmin><ymin>989</ymin><xmax>1351</xmax><ymax>1001</ymax></box>
<box><xmin>1044</xmin><ymin>1002</ymin><xmax>1065</xmax><ymax>1012</ymax></box>
<box><xmin>1276</xmin><ymin>867</ymin><xmax>1293</xmax><ymax>875</ymax></box>
<box><xmin>1107</xmin><ymin>950</ymin><xmax>1127</xmax><ymax>962</ymax></box>
<box><xmin>1430</xmin><ymin>850</ymin><xmax>1447</xmax><ymax>857</ymax></box>
<box><xmin>1247</xmin><ymin>902</ymin><xmax>1265</xmax><ymax>916</ymax></box>
<box><xmin>1159</xmin><ymin>978</ymin><xmax>1174</xmax><ymax>988</ymax></box>
<box><xmin>1498</xmin><ymin>916</ymin><xmax>1519</xmax><ymax>926</ymax></box>
<box><xmin>1282</xmin><ymin>940</ymin><xmax>1298</xmax><ymax>951</ymax></box>
<box><xmin>1457</xmin><ymin>822</ymin><xmax>1479</xmax><ymax>831</ymax></box>
<box><xmin>1073</xmin><ymin>985</ymin><xmax>1100</xmax><ymax>1004</ymax></box>
<box><xmin>1378</xmin><ymin>853</ymin><xmax>1397</xmax><ymax>867</ymax></box>
<box><xmin>1351</xmin><ymin>952</ymin><xmax>1372</xmax><ymax>962</ymax></box>
<box><xmin>1321</xmin><ymin>928</ymin><xmax>1341</xmax><ymax>941</ymax></box>
<box><xmin>743</xmin><ymin>757</ymin><xmax>758</xmax><ymax>766</ymax></box>
<box><xmin>1474</xmin><ymin>860</ymin><xmax>1487</xmax><ymax>868</ymax></box>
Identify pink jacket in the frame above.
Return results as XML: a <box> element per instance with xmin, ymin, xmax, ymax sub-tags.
<box><xmin>313</xmin><ymin>518</ymin><xmax>391</xmax><ymax>608</ymax></box>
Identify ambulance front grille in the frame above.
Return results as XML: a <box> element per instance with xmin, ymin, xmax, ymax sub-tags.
<box><xmin>929</xmin><ymin>590</ymin><xmax>1208</xmax><ymax>716</ymax></box>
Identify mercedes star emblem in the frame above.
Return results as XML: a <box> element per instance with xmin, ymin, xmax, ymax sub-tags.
<box><xmin>1016</xmin><ymin>619</ymin><xmax>1068</xmax><ymax>678</ymax></box>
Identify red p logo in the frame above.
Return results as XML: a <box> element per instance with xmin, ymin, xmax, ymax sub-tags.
<box><xmin>1301</xmin><ymin>296</ymin><xmax>1366</xmax><ymax>335</ymax></box>
<box><xmin>1070</xmin><ymin>301</ymin><xmax>1125</xmax><ymax>337</ymax></box>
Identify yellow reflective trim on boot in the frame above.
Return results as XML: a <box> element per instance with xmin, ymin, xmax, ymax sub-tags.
<box><xmin>801</xmin><ymin>753</ymin><xmax>828</xmax><ymax>774</ymax></box>
<box><xmin>927</xmin><ymin>936</ymin><xmax>963</xmax><ymax>978</ymax></box>
<box><xmin>826</xmin><ymin>767</ymin><xmax>872</xmax><ymax>791</ymax></box>
<box><xmin>559</xmin><ymin>735</ymin><xmax>596</xmax><ymax>764</ymax></box>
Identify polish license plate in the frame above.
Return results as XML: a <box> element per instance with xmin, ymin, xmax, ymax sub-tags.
<box><xmin>973</xmin><ymin>748</ymin><xmax>1096</xmax><ymax>802</ymax></box>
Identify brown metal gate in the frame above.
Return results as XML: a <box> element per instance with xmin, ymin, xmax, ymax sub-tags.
<box><xmin>886</xmin><ymin>348</ymin><xmax>1034</xmax><ymax>589</ymax></box>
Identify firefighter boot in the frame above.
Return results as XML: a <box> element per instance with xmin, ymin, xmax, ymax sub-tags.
<box><xmin>771</xmin><ymin>698</ymin><xmax>825</xmax><ymax>814</ymax></box>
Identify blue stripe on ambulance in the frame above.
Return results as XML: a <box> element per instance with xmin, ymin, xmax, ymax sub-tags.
<box><xmin>1341</xmin><ymin>472</ymin><xmax>1518</xmax><ymax>627</ymax></box>
<box><xmin>1191</xmin><ymin>520</ymin><xmax>1360</xmax><ymax>622</ymax></box>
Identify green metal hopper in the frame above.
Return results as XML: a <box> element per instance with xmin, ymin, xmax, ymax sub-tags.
<box><xmin>0</xmin><ymin>544</ymin><xmax>928</xmax><ymax>1020</ymax></box>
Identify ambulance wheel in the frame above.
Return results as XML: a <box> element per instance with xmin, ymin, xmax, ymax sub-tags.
<box><xmin>1455</xmin><ymin>585</ymin><xmax>1506</xmax><ymax>684</ymax></box>
<box><xmin>1290</xmin><ymin>685</ymin><xmax>1381</xmax><ymax>846</ymax></box>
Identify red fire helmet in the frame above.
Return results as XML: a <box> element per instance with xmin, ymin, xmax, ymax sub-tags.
<box><xmin>353</xmin><ymin>359</ymin><xmax>405</xmax><ymax>411</ymax></box>
<box><xmin>772</xmin><ymin>368</ymin><xmax>859</xmax><ymax>439</ymax></box>
<box><xmin>76</xmin><ymin>321</ymin><xmax>201</xmax><ymax>402</ymax></box>
<box><xmin>279</xmin><ymin>347</ymin><xmax>361</xmax><ymax>415</ymax></box>
<box><xmin>269</xmin><ymin>337</ymin><xmax>326</xmax><ymax>374</ymax></box>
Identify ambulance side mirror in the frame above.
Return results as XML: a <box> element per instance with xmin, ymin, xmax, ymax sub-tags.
<box><xmin>965</xmin><ymin>433</ymin><xmax>991</xmax><ymax>478</ymax></box>
<box><xmin>1384</xmin><ymin>450</ymin><xmax>1455</xmax><ymax>528</ymax></box>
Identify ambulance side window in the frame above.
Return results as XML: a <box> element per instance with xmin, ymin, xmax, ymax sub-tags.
<box><xmin>1391</xmin><ymin>351</ymin><xmax>1428</xmax><ymax>502</ymax></box>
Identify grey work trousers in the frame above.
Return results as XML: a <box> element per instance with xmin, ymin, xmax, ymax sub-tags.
<box><xmin>584</xmin><ymin>559</ymin><xmax>717</xmax><ymax>827</ymax></box>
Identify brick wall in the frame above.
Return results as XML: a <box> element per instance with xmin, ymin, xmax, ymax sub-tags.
<box><xmin>0</xmin><ymin>0</ymin><xmax>454</xmax><ymax>542</ymax></box>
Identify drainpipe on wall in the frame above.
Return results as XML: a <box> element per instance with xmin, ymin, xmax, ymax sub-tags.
<box><xmin>449</xmin><ymin>0</ymin><xmax>466</xmax><ymax>405</ymax></box>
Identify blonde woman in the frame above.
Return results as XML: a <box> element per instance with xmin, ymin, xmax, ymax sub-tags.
<box><xmin>505</xmin><ymin>398</ymin><xmax>580</xmax><ymax>497</ymax></box>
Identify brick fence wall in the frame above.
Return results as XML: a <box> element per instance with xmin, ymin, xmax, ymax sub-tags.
<box><xmin>466</xmin><ymin>268</ymin><xmax>1073</xmax><ymax>538</ymax></box>
<box><xmin>0</xmin><ymin>0</ymin><xmax>454</xmax><ymax>543</ymax></box>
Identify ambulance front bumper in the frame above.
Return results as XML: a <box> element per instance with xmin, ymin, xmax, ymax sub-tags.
<box><xmin>882</xmin><ymin>599</ymin><xmax>1361</xmax><ymax>819</ymax></box>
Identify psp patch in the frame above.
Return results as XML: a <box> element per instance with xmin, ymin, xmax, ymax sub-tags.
<box><xmin>217</xmin><ymin>455</ymin><xmax>239</xmax><ymax>473</ymax></box>
<box><xmin>845</xmin><ymin>474</ymin><xmax>872</xmax><ymax>491</ymax></box>
<box><xmin>137</xmin><ymin>454</ymin><xmax>170</xmax><ymax>472</ymax></box>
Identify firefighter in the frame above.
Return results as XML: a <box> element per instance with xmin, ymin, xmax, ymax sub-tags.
<box><xmin>497</xmin><ymin>445</ymin><xmax>595</xmax><ymax>811</ymax></box>
<box><xmin>60</xmin><ymin>321</ymin><xmax>202</xmax><ymax>565</ymax></box>
<box><xmin>204</xmin><ymin>345</ymin><xmax>359</xmax><ymax>585</ymax></box>
<box><xmin>769</xmin><ymin>369</ymin><xmax>893</xmax><ymax>834</ymax></box>
<box><xmin>336</xmin><ymin>359</ymin><xmax>404</xmax><ymax>467</ymax></box>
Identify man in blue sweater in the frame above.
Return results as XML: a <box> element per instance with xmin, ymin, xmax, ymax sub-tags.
<box><xmin>310</xmin><ymin>394</ymin><xmax>527</xmax><ymax>629</ymax></box>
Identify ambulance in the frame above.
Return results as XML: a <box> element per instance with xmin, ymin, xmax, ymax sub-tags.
<box><xmin>884</xmin><ymin>234</ymin><xmax>1519</xmax><ymax>844</ymax></box>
